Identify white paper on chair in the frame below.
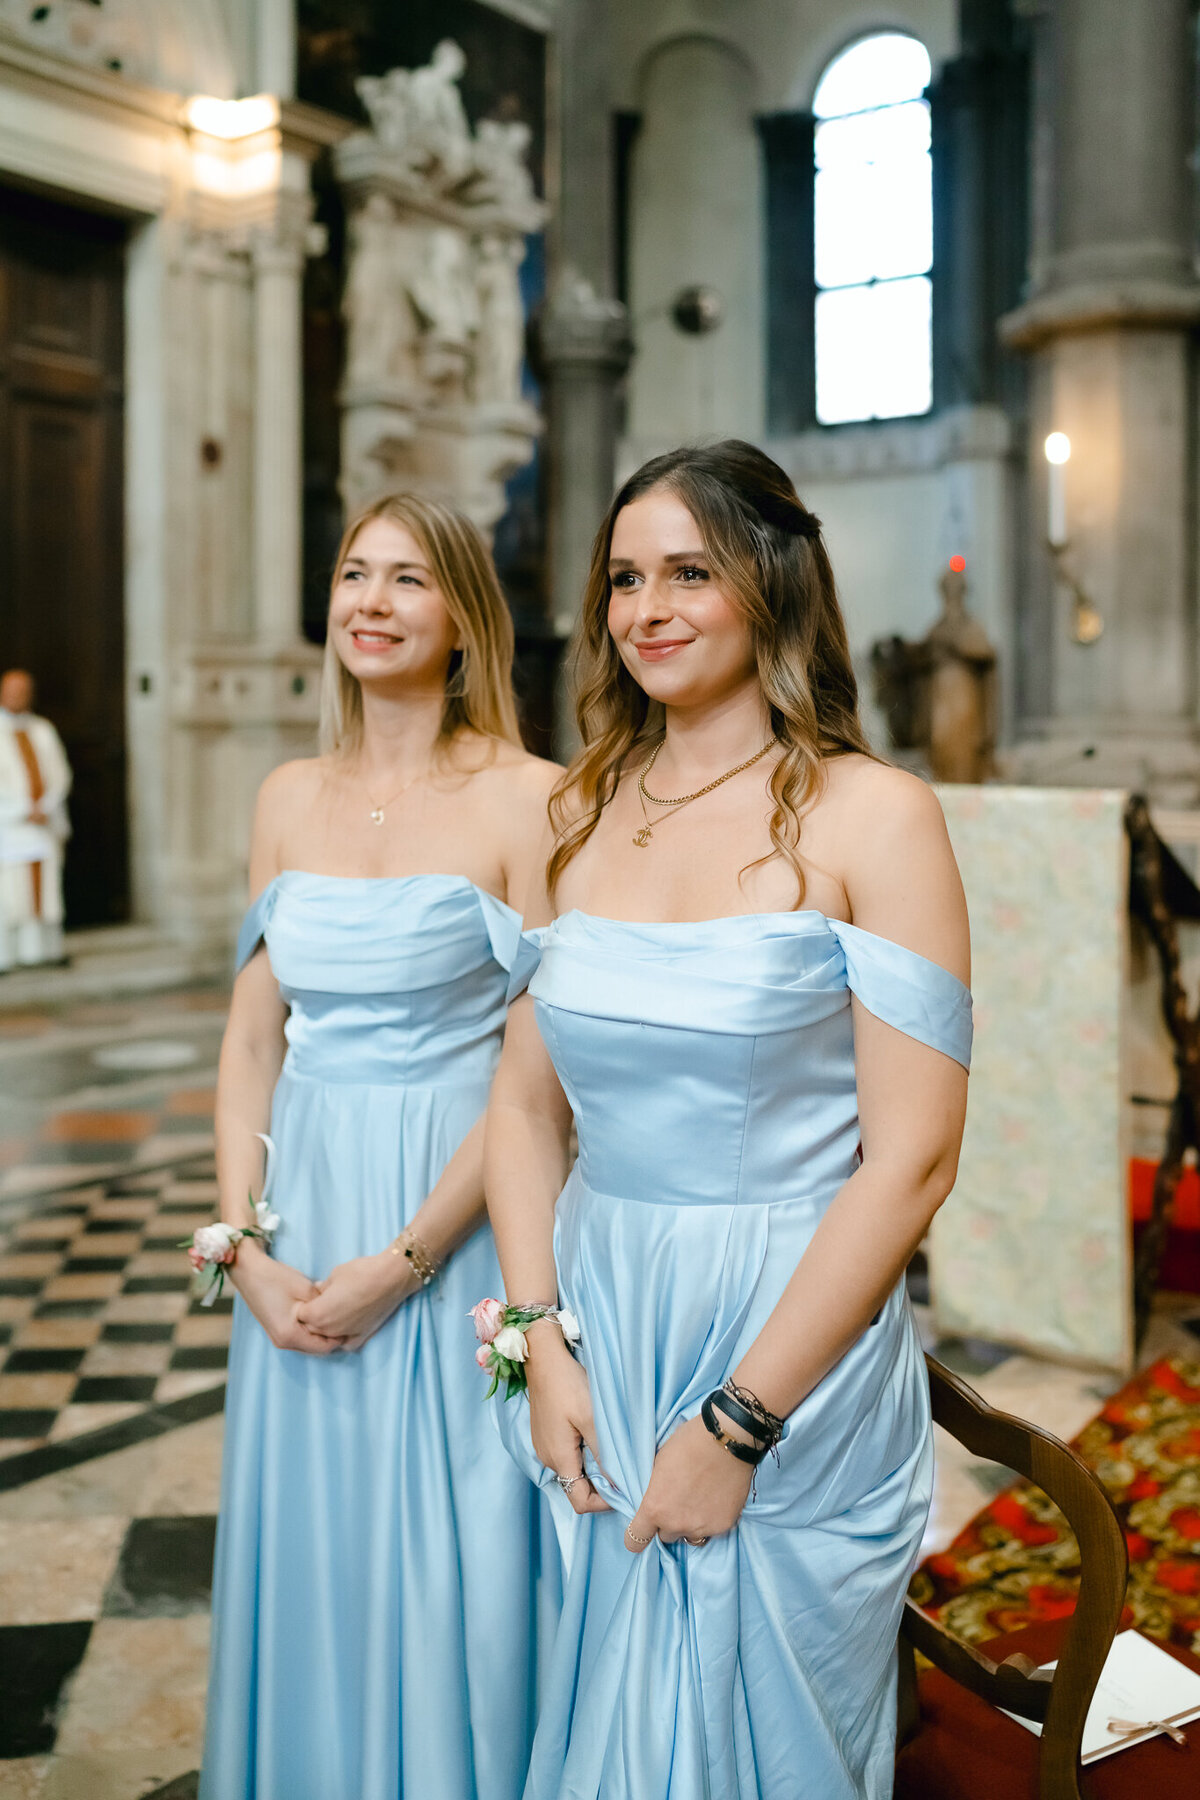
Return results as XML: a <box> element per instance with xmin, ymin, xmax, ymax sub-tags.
<box><xmin>1001</xmin><ymin>1629</ymin><xmax>1200</xmax><ymax>1762</ymax></box>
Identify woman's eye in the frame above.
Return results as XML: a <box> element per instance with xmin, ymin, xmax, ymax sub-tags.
<box><xmin>610</xmin><ymin>571</ymin><xmax>639</xmax><ymax>590</ymax></box>
<box><xmin>677</xmin><ymin>564</ymin><xmax>709</xmax><ymax>583</ymax></box>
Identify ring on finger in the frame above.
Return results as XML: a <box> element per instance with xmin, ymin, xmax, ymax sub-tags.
<box><xmin>685</xmin><ymin>1535</ymin><xmax>709</xmax><ymax>1546</ymax></box>
<box><xmin>624</xmin><ymin>1526</ymin><xmax>654</xmax><ymax>1545</ymax></box>
<box><xmin>556</xmin><ymin>1473</ymin><xmax>585</xmax><ymax>1495</ymax></box>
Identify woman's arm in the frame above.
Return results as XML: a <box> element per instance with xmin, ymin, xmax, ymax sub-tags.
<box><xmin>216</xmin><ymin>771</ymin><xmax>343</xmax><ymax>1354</ymax></box>
<box><xmin>625</xmin><ymin>773</ymin><xmax>970</xmax><ymax>1550</ymax></box>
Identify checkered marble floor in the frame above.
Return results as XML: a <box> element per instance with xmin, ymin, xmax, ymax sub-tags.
<box><xmin>0</xmin><ymin>1159</ymin><xmax>228</xmax><ymax>1470</ymax></box>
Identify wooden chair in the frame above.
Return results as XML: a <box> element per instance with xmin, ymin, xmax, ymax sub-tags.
<box><xmin>893</xmin><ymin>1354</ymin><xmax>1200</xmax><ymax>1800</ymax></box>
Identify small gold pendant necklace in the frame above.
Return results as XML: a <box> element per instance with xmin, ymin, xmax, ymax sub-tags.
<box><xmin>632</xmin><ymin>737</ymin><xmax>777</xmax><ymax>847</ymax></box>
<box><xmin>362</xmin><ymin>768</ymin><xmax>428</xmax><ymax>826</ymax></box>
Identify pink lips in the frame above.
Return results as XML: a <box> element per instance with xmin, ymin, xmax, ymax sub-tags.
<box><xmin>350</xmin><ymin>631</ymin><xmax>401</xmax><ymax>654</ymax></box>
<box><xmin>634</xmin><ymin>639</ymin><xmax>693</xmax><ymax>662</ymax></box>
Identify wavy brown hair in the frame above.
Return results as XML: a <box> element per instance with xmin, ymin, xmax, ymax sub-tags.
<box><xmin>318</xmin><ymin>493</ymin><xmax>521</xmax><ymax>759</ymax></box>
<box><xmin>547</xmin><ymin>439</ymin><xmax>875</xmax><ymax>903</ymax></box>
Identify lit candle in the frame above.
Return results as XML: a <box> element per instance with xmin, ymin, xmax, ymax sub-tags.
<box><xmin>1044</xmin><ymin>432</ymin><xmax>1071</xmax><ymax>547</ymax></box>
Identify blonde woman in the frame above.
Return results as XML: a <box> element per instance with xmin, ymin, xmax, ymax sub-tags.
<box><xmin>200</xmin><ymin>496</ymin><xmax>559</xmax><ymax>1800</ymax></box>
<box><xmin>486</xmin><ymin>441</ymin><xmax>972</xmax><ymax>1798</ymax></box>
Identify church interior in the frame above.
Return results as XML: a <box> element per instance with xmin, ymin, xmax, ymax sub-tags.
<box><xmin>2</xmin><ymin>0</ymin><xmax>1200</xmax><ymax>1793</ymax></box>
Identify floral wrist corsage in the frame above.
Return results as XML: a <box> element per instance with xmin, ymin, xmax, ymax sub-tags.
<box><xmin>182</xmin><ymin>1133</ymin><xmax>281</xmax><ymax>1307</ymax></box>
<box><xmin>469</xmin><ymin>1297</ymin><xmax>581</xmax><ymax>1400</ymax></box>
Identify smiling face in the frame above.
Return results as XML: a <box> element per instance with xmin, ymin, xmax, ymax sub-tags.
<box><xmin>607</xmin><ymin>488</ymin><xmax>759</xmax><ymax>713</ymax></box>
<box><xmin>328</xmin><ymin>516</ymin><xmax>462</xmax><ymax>696</ymax></box>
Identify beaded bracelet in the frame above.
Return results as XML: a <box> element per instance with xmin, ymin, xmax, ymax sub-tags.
<box><xmin>391</xmin><ymin>1228</ymin><xmax>439</xmax><ymax>1286</ymax></box>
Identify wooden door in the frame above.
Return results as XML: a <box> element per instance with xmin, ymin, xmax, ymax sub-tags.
<box><xmin>0</xmin><ymin>186</ymin><xmax>129</xmax><ymax>928</ymax></box>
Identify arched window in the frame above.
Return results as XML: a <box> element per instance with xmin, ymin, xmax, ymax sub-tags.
<box><xmin>813</xmin><ymin>33</ymin><xmax>933</xmax><ymax>424</ymax></box>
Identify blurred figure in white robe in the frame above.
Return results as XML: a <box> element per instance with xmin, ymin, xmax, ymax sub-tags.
<box><xmin>0</xmin><ymin>670</ymin><xmax>72</xmax><ymax>971</ymax></box>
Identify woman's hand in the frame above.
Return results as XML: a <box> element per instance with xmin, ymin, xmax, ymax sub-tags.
<box><xmin>624</xmin><ymin>1414</ymin><xmax>754</xmax><ymax>1553</ymax></box>
<box><xmin>525</xmin><ymin>1322</ymin><xmax>612</xmax><ymax>1515</ymax></box>
<box><xmin>296</xmin><ymin>1251</ymin><xmax>415</xmax><ymax>1351</ymax></box>
<box><xmin>231</xmin><ymin>1242</ymin><xmax>345</xmax><ymax>1355</ymax></box>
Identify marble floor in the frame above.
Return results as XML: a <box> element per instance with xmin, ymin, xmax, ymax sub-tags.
<box><xmin>0</xmin><ymin>981</ymin><xmax>1198</xmax><ymax>1796</ymax></box>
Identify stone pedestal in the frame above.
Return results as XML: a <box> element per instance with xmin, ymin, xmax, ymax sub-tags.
<box><xmin>1002</xmin><ymin>0</ymin><xmax>1200</xmax><ymax>799</ymax></box>
<box><xmin>333</xmin><ymin>48</ymin><xmax>546</xmax><ymax>536</ymax></box>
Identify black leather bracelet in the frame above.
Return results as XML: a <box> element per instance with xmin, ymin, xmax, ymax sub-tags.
<box><xmin>709</xmin><ymin>1388</ymin><xmax>777</xmax><ymax>1448</ymax></box>
<box><xmin>701</xmin><ymin>1393</ymin><xmax>770</xmax><ymax>1466</ymax></box>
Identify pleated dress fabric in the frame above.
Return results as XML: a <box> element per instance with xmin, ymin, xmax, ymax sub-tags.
<box><xmin>498</xmin><ymin>907</ymin><xmax>973</xmax><ymax>1800</ymax></box>
<box><xmin>201</xmin><ymin>873</ymin><xmax>556</xmax><ymax>1800</ymax></box>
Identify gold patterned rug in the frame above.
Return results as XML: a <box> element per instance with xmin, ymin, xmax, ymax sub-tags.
<box><xmin>909</xmin><ymin>1355</ymin><xmax>1200</xmax><ymax>1654</ymax></box>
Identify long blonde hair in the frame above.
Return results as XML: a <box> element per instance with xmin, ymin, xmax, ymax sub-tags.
<box><xmin>548</xmin><ymin>440</ymin><xmax>875</xmax><ymax>902</ymax></box>
<box><xmin>318</xmin><ymin>493</ymin><xmax>522</xmax><ymax>758</ymax></box>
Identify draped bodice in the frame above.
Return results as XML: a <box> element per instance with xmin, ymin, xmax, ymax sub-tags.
<box><xmin>236</xmin><ymin>872</ymin><xmax>522</xmax><ymax>1087</ymax></box>
<box><xmin>522</xmin><ymin>909</ymin><xmax>972</xmax><ymax>1211</ymax></box>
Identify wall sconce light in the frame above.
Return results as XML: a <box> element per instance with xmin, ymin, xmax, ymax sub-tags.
<box><xmin>1043</xmin><ymin>431</ymin><xmax>1102</xmax><ymax>645</ymax></box>
<box><xmin>185</xmin><ymin>94</ymin><xmax>282</xmax><ymax>201</ymax></box>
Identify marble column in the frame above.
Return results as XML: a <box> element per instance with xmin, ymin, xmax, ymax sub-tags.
<box><xmin>251</xmin><ymin>217</ymin><xmax>305</xmax><ymax>647</ymax></box>
<box><xmin>1002</xmin><ymin>0</ymin><xmax>1200</xmax><ymax>798</ymax></box>
<box><xmin>541</xmin><ymin>0</ymin><xmax>632</xmax><ymax>649</ymax></box>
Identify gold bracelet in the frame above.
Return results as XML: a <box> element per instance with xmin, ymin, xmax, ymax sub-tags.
<box><xmin>391</xmin><ymin>1228</ymin><xmax>439</xmax><ymax>1286</ymax></box>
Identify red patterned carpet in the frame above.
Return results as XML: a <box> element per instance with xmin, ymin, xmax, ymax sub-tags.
<box><xmin>909</xmin><ymin>1355</ymin><xmax>1200</xmax><ymax>1653</ymax></box>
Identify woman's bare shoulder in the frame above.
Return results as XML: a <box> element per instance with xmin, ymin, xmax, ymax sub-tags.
<box><xmin>821</xmin><ymin>752</ymin><xmax>944</xmax><ymax>830</ymax></box>
<box><xmin>255</xmin><ymin>756</ymin><xmax>330</xmax><ymax>821</ymax></box>
<box><xmin>474</xmin><ymin>739</ymin><xmax>562</xmax><ymax>804</ymax></box>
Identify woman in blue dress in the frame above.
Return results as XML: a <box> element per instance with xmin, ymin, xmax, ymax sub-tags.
<box><xmin>485</xmin><ymin>440</ymin><xmax>972</xmax><ymax>1799</ymax></box>
<box><xmin>200</xmin><ymin>494</ymin><xmax>559</xmax><ymax>1800</ymax></box>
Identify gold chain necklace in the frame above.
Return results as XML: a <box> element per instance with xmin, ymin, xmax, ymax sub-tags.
<box><xmin>632</xmin><ymin>737</ymin><xmax>777</xmax><ymax>848</ymax></box>
<box><xmin>361</xmin><ymin>767</ymin><xmax>430</xmax><ymax>826</ymax></box>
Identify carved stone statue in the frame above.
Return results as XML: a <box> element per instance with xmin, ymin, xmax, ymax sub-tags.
<box><xmin>871</xmin><ymin>563</ymin><xmax>997</xmax><ymax>783</ymax></box>
<box><xmin>471</xmin><ymin>119</ymin><xmax>536</xmax><ymax>210</ymax></box>
<box><xmin>335</xmin><ymin>40</ymin><xmax>546</xmax><ymax>526</ymax></box>
<box><xmin>474</xmin><ymin>234</ymin><xmax>525</xmax><ymax>407</ymax></box>
<box><xmin>409</xmin><ymin>227</ymin><xmax>479</xmax><ymax>395</ymax></box>
<box><xmin>357</xmin><ymin>40</ymin><xmax>472</xmax><ymax>190</ymax></box>
<box><xmin>342</xmin><ymin>194</ymin><xmax>417</xmax><ymax>389</ymax></box>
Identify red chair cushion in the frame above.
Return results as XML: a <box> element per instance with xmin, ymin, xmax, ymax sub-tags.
<box><xmin>894</xmin><ymin>1620</ymin><xmax>1200</xmax><ymax>1800</ymax></box>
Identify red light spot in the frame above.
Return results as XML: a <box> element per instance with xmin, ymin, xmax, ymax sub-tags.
<box><xmin>949</xmin><ymin>556</ymin><xmax>966</xmax><ymax>573</ymax></box>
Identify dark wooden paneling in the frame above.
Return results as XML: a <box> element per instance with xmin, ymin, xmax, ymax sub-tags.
<box><xmin>0</xmin><ymin>186</ymin><xmax>129</xmax><ymax>928</ymax></box>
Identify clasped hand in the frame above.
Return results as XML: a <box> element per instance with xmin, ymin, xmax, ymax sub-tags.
<box><xmin>235</xmin><ymin>1242</ymin><xmax>415</xmax><ymax>1355</ymax></box>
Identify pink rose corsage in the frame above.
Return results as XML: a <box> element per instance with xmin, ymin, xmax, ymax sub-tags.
<box><xmin>468</xmin><ymin>1297</ymin><xmax>581</xmax><ymax>1400</ymax></box>
<box><xmin>181</xmin><ymin>1132</ymin><xmax>281</xmax><ymax>1306</ymax></box>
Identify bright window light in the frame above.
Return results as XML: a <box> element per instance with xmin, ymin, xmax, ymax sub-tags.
<box><xmin>813</xmin><ymin>34</ymin><xmax>933</xmax><ymax>426</ymax></box>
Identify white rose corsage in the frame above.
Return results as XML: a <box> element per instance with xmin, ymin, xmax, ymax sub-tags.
<box><xmin>181</xmin><ymin>1132</ymin><xmax>281</xmax><ymax>1307</ymax></box>
<box><xmin>468</xmin><ymin>1297</ymin><xmax>581</xmax><ymax>1400</ymax></box>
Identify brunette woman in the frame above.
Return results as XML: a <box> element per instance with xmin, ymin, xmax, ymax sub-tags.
<box><xmin>200</xmin><ymin>496</ymin><xmax>558</xmax><ymax>1800</ymax></box>
<box><xmin>486</xmin><ymin>441</ymin><xmax>972</xmax><ymax>1799</ymax></box>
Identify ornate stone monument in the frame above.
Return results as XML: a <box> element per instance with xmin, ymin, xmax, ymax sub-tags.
<box><xmin>334</xmin><ymin>40</ymin><xmax>546</xmax><ymax>533</ymax></box>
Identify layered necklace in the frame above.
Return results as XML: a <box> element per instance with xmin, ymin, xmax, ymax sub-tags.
<box><xmin>632</xmin><ymin>736</ymin><xmax>778</xmax><ymax>847</ymax></box>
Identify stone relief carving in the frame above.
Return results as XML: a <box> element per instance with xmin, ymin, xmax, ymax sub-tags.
<box><xmin>0</xmin><ymin>0</ymin><xmax>236</xmax><ymax>95</ymax></box>
<box><xmin>335</xmin><ymin>40</ymin><xmax>547</xmax><ymax>532</ymax></box>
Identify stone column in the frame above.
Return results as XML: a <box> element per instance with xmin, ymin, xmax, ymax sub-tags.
<box><xmin>251</xmin><ymin>214</ymin><xmax>306</xmax><ymax>647</ymax></box>
<box><xmin>541</xmin><ymin>0</ymin><xmax>632</xmax><ymax>648</ymax></box>
<box><xmin>540</xmin><ymin>281</ymin><xmax>633</xmax><ymax>636</ymax></box>
<box><xmin>1002</xmin><ymin>0</ymin><xmax>1200</xmax><ymax>798</ymax></box>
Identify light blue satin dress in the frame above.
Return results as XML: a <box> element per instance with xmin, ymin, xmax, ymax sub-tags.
<box><xmin>501</xmin><ymin>907</ymin><xmax>972</xmax><ymax>1800</ymax></box>
<box><xmin>201</xmin><ymin>873</ymin><xmax>555</xmax><ymax>1800</ymax></box>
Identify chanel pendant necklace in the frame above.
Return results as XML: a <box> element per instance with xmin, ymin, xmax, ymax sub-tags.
<box><xmin>632</xmin><ymin>736</ymin><xmax>778</xmax><ymax>847</ymax></box>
